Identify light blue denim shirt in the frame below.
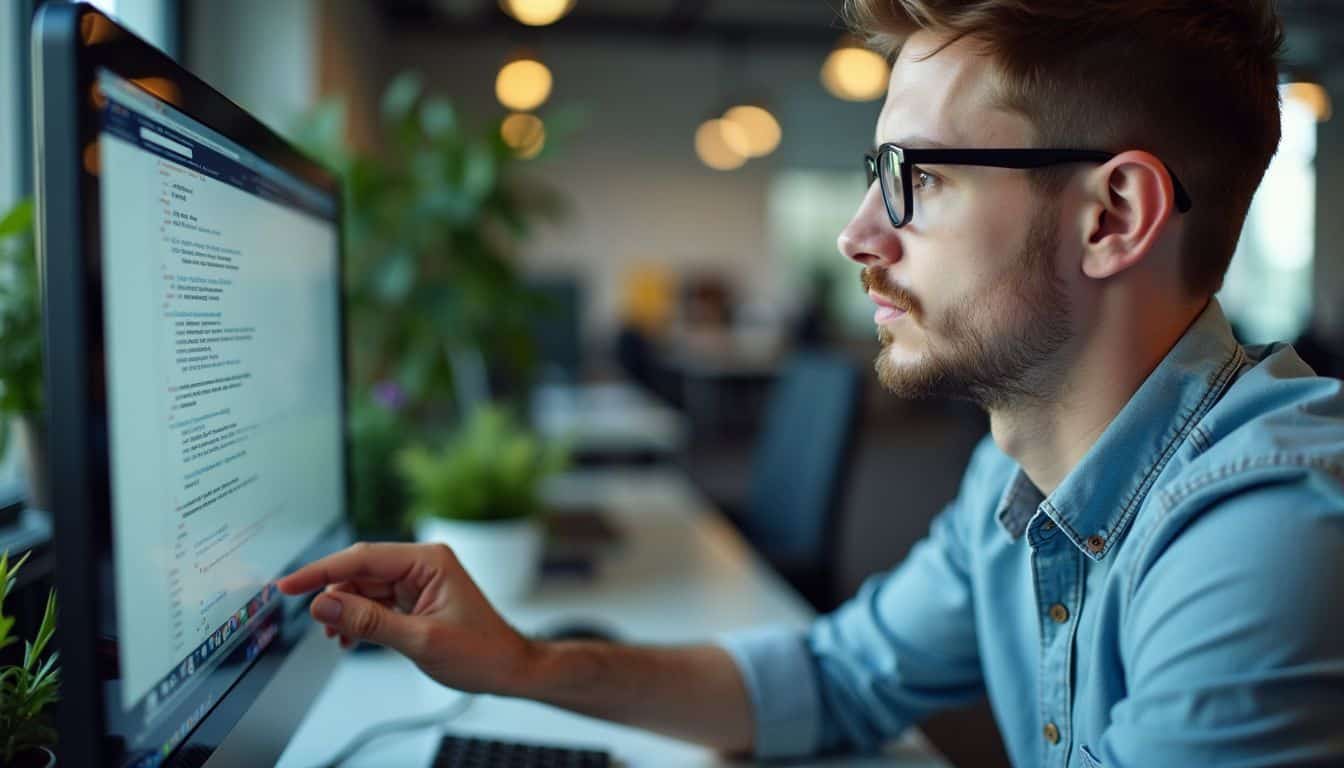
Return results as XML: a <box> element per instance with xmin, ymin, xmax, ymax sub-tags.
<box><xmin>721</xmin><ymin>299</ymin><xmax>1344</xmax><ymax>767</ymax></box>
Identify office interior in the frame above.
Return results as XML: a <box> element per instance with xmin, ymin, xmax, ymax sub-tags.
<box><xmin>2</xmin><ymin>1</ymin><xmax>1343</xmax><ymax>766</ymax></box>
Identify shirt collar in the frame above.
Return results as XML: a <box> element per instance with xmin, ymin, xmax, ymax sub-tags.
<box><xmin>995</xmin><ymin>299</ymin><xmax>1247</xmax><ymax>560</ymax></box>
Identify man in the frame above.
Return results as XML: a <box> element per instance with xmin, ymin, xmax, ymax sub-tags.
<box><xmin>279</xmin><ymin>1</ymin><xmax>1344</xmax><ymax>765</ymax></box>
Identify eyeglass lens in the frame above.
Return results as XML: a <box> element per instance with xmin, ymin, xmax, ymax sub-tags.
<box><xmin>866</xmin><ymin>150</ymin><xmax>908</xmax><ymax>228</ymax></box>
<box><xmin>878</xmin><ymin>150</ymin><xmax>905</xmax><ymax>227</ymax></box>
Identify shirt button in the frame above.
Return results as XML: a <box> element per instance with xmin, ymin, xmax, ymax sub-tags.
<box><xmin>1042</xmin><ymin>518</ymin><xmax>1056</xmax><ymax>531</ymax></box>
<box><xmin>1085</xmin><ymin>534</ymin><xmax>1105</xmax><ymax>554</ymax></box>
<box><xmin>1049</xmin><ymin>603</ymin><xmax>1070</xmax><ymax>623</ymax></box>
<box><xmin>1043</xmin><ymin>722</ymin><xmax>1061</xmax><ymax>745</ymax></box>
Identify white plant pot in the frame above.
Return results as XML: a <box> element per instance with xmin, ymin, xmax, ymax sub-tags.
<box><xmin>414</xmin><ymin>517</ymin><xmax>543</xmax><ymax>606</ymax></box>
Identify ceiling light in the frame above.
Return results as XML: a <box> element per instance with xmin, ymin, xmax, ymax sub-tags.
<box><xmin>695</xmin><ymin>119</ymin><xmax>748</xmax><ymax>171</ymax></box>
<box><xmin>500</xmin><ymin>0</ymin><xmax>575</xmax><ymax>27</ymax></box>
<box><xmin>821</xmin><ymin>42</ymin><xmax>889</xmax><ymax>102</ymax></box>
<box><xmin>495</xmin><ymin>58</ymin><xmax>554</xmax><ymax>112</ymax></box>
<box><xmin>501</xmin><ymin>113</ymin><xmax>546</xmax><ymax>159</ymax></box>
<box><xmin>723</xmin><ymin>105</ymin><xmax>781</xmax><ymax>158</ymax></box>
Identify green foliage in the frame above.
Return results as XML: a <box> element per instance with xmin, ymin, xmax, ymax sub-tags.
<box><xmin>289</xmin><ymin>73</ymin><xmax>577</xmax><ymax>537</ymax></box>
<box><xmin>290</xmin><ymin>72</ymin><xmax>572</xmax><ymax>407</ymax></box>
<box><xmin>0</xmin><ymin>199</ymin><xmax>43</xmax><ymax>459</ymax></box>
<box><xmin>0</xmin><ymin>551</ymin><xmax>60</xmax><ymax>762</ymax></box>
<box><xmin>398</xmin><ymin>405</ymin><xmax>568</xmax><ymax>523</ymax></box>
<box><xmin>347</xmin><ymin>393</ymin><xmax>410</xmax><ymax>538</ymax></box>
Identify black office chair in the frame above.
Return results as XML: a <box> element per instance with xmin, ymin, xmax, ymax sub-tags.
<box><xmin>741</xmin><ymin>351</ymin><xmax>863</xmax><ymax>610</ymax></box>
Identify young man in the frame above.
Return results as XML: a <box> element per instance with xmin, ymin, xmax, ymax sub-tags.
<box><xmin>279</xmin><ymin>1</ymin><xmax>1344</xmax><ymax>765</ymax></box>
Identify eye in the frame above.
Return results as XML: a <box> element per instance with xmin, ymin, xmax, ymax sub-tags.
<box><xmin>912</xmin><ymin>168</ymin><xmax>940</xmax><ymax>191</ymax></box>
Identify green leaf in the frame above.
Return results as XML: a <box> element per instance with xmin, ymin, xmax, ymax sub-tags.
<box><xmin>420</xmin><ymin>98</ymin><xmax>458</xmax><ymax>138</ymax></box>
<box><xmin>0</xmin><ymin>198</ymin><xmax>44</xmax><ymax>415</ymax></box>
<box><xmin>381</xmin><ymin>71</ymin><xmax>424</xmax><ymax>127</ymax></box>
<box><xmin>0</xmin><ymin>200</ymin><xmax>33</xmax><ymax>238</ymax></box>
<box><xmin>373</xmin><ymin>248</ymin><xmax>417</xmax><ymax>302</ymax></box>
<box><xmin>460</xmin><ymin>140</ymin><xmax>498</xmax><ymax>203</ymax></box>
<box><xmin>289</xmin><ymin>98</ymin><xmax>350</xmax><ymax>169</ymax></box>
<box><xmin>396</xmin><ymin>404</ymin><xmax>567</xmax><ymax>523</ymax></box>
<box><xmin>0</xmin><ymin>553</ymin><xmax>59</xmax><ymax>757</ymax></box>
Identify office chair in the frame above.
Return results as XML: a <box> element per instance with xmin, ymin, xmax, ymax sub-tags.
<box><xmin>741</xmin><ymin>350</ymin><xmax>863</xmax><ymax>610</ymax></box>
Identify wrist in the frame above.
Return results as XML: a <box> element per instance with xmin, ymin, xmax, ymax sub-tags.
<box><xmin>500</xmin><ymin>635</ymin><xmax>550</xmax><ymax>698</ymax></box>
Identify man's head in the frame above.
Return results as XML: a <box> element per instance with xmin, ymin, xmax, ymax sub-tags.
<box><xmin>838</xmin><ymin>0</ymin><xmax>1283</xmax><ymax>408</ymax></box>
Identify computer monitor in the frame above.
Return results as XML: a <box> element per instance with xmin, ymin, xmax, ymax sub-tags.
<box><xmin>33</xmin><ymin>4</ymin><xmax>352</xmax><ymax>765</ymax></box>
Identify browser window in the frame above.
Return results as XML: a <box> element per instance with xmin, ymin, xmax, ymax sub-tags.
<box><xmin>95</xmin><ymin>69</ymin><xmax>342</xmax><ymax>730</ymax></box>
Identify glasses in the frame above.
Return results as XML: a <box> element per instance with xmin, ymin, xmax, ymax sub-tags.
<box><xmin>863</xmin><ymin>143</ymin><xmax>1194</xmax><ymax>229</ymax></box>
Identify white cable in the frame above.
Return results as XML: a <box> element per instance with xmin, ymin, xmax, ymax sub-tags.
<box><xmin>301</xmin><ymin>692</ymin><xmax>476</xmax><ymax>768</ymax></box>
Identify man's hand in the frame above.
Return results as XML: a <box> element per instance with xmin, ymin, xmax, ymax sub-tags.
<box><xmin>278</xmin><ymin>541</ymin><xmax>758</xmax><ymax>755</ymax></box>
<box><xmin>276</xmin><ymin>541</ymin><xmax>535</xmax><ymax>696</ymax></box>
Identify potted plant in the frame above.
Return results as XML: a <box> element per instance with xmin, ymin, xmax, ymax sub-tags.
<box><xmin>0</xmin><ymin>199</ymin><xmax>46</xmax><ymax>516</ymax></box>
<box><xmin>288</xmin><ymin>73</ymin><xmax>573</xmax><ymax>538</ymax></box>
<box><xmin>0</xmin><ymin>551</ymin><xmax>59</xmax><ymax>768</ymax></box>
<box><xmin>398</xmin><ymin>405</ymin><xmax>567</xmax><ymax>605</ymax></box>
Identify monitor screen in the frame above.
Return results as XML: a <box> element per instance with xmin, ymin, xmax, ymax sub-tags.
<box><xmin>34</xmin><ymin>5</ymin><xmax>352</xmax><ymax>763</ymax></box>
<box><xmin>92</xmin><ymin>68</ymin><xmax>343</xmax><ymax>760</ymax></box>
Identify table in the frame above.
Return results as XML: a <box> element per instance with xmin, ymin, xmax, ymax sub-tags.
<box><xmin>531</xmin><ymin>382</ymin><xmax>687</xmax><ymax>462</ymax></box>
<box><xmin>276</xmin><ymin>469</ymin><xmax>948</xmax><ymax>768</ymax></box>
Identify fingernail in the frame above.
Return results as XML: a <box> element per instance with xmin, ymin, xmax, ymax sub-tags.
<box><xmin>313</xmin><ymin>596</ymin><xmax>342</xmax><ymax>623</ymax></box>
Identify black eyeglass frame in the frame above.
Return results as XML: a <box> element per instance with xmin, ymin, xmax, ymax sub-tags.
<box><xmin>863</xmin><ymin>144</ymin><xmax>1194</xmax><ymax>229</ymax></box>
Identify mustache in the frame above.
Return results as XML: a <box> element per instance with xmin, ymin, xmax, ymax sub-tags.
<box><xmin>860</xmin><ymin>268</ymin><xmax>921</xmax><ymax>315</ymax></box>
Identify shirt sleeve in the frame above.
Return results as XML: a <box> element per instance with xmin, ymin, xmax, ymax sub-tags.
<box><xmin>718</xmin><ymin>449</ymin><xmax>991</xmax><ymax>759</ymax></box>
<box><xmin>1098</xmin><ymin>475</ymin><xmax>1344</xmax><ymax>767</ymax></box>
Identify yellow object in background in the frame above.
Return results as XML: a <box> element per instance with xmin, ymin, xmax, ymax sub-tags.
<box><xmin>499</xmin><ymin>0</ymin><xmax>575</xmax><ymax>27</ymax></box>
<box><xmin>622</xmin><ymin>264</ymin><xmax>676</xmax><ymax>335</ymax></box>
<box><xmin>501</xmin><ymin>113</ymin><xmax>546</xmax><ymax>159</ymax></box>
<box><xmin>821</xmin><ymin>41</ymin><xmax>889</xmax><ymax>102</ymax></box>
<box><xmin>496</xmin><ymin>58</ymin><xmax>554</xmax><ymax>112</ymax></box>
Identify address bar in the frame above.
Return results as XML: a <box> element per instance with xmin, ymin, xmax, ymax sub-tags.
<box><xmin>159</xmin><ymin>120</ymin><xmax>242</xmax><ymax>162</ymax></box>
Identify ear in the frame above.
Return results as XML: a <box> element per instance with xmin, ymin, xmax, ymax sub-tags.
<box><xmin>1078</xmin><ymin>150</ymin><xmax>1177</xmax><ymax>280</ymax></box>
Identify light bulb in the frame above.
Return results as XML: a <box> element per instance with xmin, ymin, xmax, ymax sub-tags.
<box><xmin>821</xmin><ymin>45</ymin><xmax>888</xmax><ymax>102</ymax></box>
<box><xmin>501</xmin><ymin>113</ymin><xmax>546</xmax><ymax>159</ymax></box>
<box><xmin>500</xmin><ymin>0</ymin><xmax>575</xmax><ymax>27</ymax></box>
<box><xmin>496</xmin><ymin>58</ymin><xmax>553</xmax><ymax>112</ymax></box>
<box><xmin>695</xmin><ymin>119</ymin><xmax>748</xmax><ymax>171</ymax></box>
<box><xmin>723</xmin><ymin>105</ymin><xmax>782</xmax><ymax>158</ymax></box>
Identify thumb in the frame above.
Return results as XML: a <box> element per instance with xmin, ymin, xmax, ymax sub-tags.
<box><xmin>311</xmin><ymin>592</ymin><xmax>416</xmax><ymax>651</ymax></box>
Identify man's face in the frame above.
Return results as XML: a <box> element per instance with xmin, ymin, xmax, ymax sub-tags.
<box><xmin>838</xmin><ymin>32</ymin><xmax>1075</xmax><ymax>410</ymax></box>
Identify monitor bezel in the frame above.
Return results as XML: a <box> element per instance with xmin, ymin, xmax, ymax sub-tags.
<box><xmin>33</xmin><ymin>4</ymin><xmax>353</xmax><ymax>765</ymax></box>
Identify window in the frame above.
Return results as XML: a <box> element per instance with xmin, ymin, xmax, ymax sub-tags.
<box><xmin>0</xmin><ymin>1</ymin><xmax>31</xmax><ymax>511</ymax></box>
<box><xmin>768</xmin><ymin>170</ymin><xmax>872</xmax><ymax>337</ymax></box>
<box><xmin>1218</xmin><ymin>88</ymin><xmax>1319</xmax><ymax>344</ymax></box>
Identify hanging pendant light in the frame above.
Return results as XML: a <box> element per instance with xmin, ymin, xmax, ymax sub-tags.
<box><xmin>501</xmin><ymin>113</ymin><xmax>547</xmax><ymax>159</ymax></box>
<box><xmin>695</xmin><ymin>118</ymin><xmax>749</xmax><ymax>171</ymax></box>
<box><xmin>496</xmin><ymin>54</ymin><xmax>553</xmax><ymax>112</ymax></box>
<box><xmin>499</xmin><ymin>0</ymin><xmax>575</xmax><ymax>27</ymax></box>
<box><xmin>722</xmin><ymin>105</ymin><xmax>782</xmax><ymax>158</ymax></box>
<box><xmin>821</xmin><ymin>38</ymin><xmax>889</xmax><ymax>102</ymax></box>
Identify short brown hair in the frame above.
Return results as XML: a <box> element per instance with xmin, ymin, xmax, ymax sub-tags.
<box><xmin>845</xmin><ymin>0</ymin><xmax>1285</xmax><ymax>297</ymax></box>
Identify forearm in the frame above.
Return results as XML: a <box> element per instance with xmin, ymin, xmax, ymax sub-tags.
<box><xmin>508</xmin><ymin>641</ymin><xmax>756</xmax><ymax>755</ymax></box>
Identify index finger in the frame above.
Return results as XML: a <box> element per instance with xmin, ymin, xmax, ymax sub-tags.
<box><xmin>276</xmin><ymin>542</ymin><xmax>426</xmax><ymax>595</ymax></box>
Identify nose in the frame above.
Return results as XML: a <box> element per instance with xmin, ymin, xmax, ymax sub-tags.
<box><xmin>837</xmin><ymin>182</ymin><xmax>901</xmax><ymax>268</ymax></box>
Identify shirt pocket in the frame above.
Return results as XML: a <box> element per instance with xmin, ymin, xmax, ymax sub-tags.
<box><xmin>1078</xmin><ymin>744</ymin><xmax>1104</xmax><ymax>768</ymax></box>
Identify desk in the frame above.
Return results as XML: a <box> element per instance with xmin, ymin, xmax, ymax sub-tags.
<box><xmin>276</xmin><ymin>469</ymin><xmax>948</xmax><ymax>768</ymax></box>
<box><xmin>532</xmin><ymin>382</ymin><xmax>687</xmax><ymax>462</ymax></box>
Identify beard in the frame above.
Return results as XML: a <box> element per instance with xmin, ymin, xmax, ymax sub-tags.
<box><xmin>865</xmin><ymin>205</ymin><xmax>1073</xmax><ymax>411</ymax></box>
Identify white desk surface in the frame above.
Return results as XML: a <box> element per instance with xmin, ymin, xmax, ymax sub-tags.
<box><xmin>532</xmin><ymin>382</ymin><xmax>687</xmax><ymax>456</ymax></box>
<box><xmin>276</xmin><ymin>469</ymin><xmax>949</xmax><ymax>768</ymax></box>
